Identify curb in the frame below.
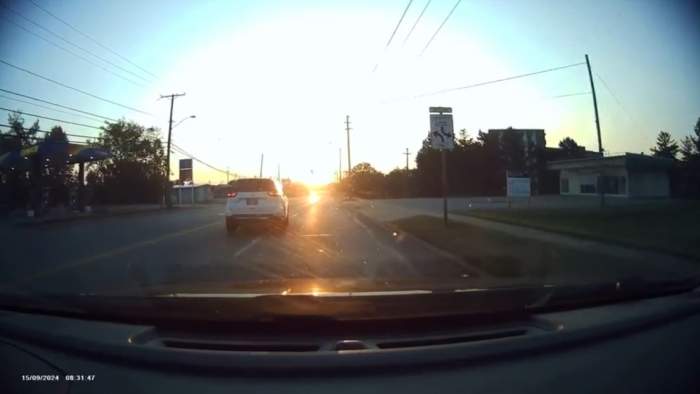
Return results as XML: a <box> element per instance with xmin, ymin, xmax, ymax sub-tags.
<box><xmin>347</xmin><ymin>207</ymin><xmax>483</xmax><ymax>273</ymax></box>
<box><xmin>12</xmin><ymin>205</ymin><xmax>200</xmax><ymax>227</ymax></box>
<box><xmin>454</xmin><ymin>211</ymin><xmax>700</xmax><ymax>263</ymax></box>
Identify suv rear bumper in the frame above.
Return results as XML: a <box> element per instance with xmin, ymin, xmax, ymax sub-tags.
<box><xmin>226</xmin><ymin>213</ymin><xmax>286</xmax><ymax>221</ymax></box>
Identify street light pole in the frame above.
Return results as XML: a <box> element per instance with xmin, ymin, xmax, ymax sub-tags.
<box><xmin>161</xmin><ymin>92</ymin><xmax>185</xmax><ymax>209</ymax></box>
<box><xmin>585</xmin><ymin>54</ymin><xmax>605</xmax><ymax>208</ymax></box>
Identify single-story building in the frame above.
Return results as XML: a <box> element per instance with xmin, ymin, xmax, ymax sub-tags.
<box><xmin>172</xmin><ymin>184</ymin><xmax>212</xmax><ymax>204</ymax></box>
<box><xmin>547</xmin><ymin>153</ymin><xmax>673</xmax><ymax>198</ymax></box>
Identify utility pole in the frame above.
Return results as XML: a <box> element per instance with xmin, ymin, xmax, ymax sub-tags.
<box><xmin>259</xmin><ymin>153</ymin><xmax>264</xmax><ymax>178</ymax></box>
<box><xmin>160</xmin><ymin>92</ymin><xmax>185</xmax><ymax>209</ymax></box>
<box><xmin>585</xmin><ymin>54</ymin><xmax>605</xmax><ymax>208</ymax></box>
<box><xmin>403</xmin><ymin>148</ymin><xmax>411</xmax><ymax>170</ymax></box>
<box><xmin>277</xmin><ymin>163</ymin><xmax>280</xmax><ymax>181</ymax></box>
<box><xmin>338</xmin><ymin>147</ymin><xmax>342</xmax><ymax>182</ymax></box>
<box><xmin>226</xmin><ymin>166</ymin><xmax>229</xmax><ymax>184</ymax></box>
<box><xmin>345</xmin><ymin>115</ymin><xmax>352</xmax><ymax>173</ymax></box>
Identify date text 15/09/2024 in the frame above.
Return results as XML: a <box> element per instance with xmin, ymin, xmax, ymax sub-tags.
<box><xmin>22</xmin><ymin>375</ymin><xmax>95</xmax><ymax>382</ymax></box>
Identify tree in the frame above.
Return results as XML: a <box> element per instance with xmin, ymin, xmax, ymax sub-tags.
<box><xmin>558</xmin><ymin>137</ymin><xmax>585</xmax><ymax>158</ymax></box>
<box><xmin>0</xmin><ymin>112</ymin><xmax>39</xmax><ymax>210</ymax></box>
<box><xmin>650</xmin><ymin>131</ymin><xmax>679</xmax><ymax>159</ymax></box>
<box><xmin>43</xmin><ymin>126</ymin><xmax>72</xmax><ymax>206</ymax></box>
<box><xmin>344</xmin><ymin>162</ymin><xmax>385</xmax><ymax>197</ymax></box>
<box><xmin>680</xmin><ymin>135</ymin><xmax>697</xmax><ymax>162</ymax></box>
<box><xmin>88</xmin><ymin>120</ymin><xmax>166</xmax><ymax>204</ymax></box>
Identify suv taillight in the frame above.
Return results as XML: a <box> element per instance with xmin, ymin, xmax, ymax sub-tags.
<box><xmin>227</xmin><ymin>192</ymin><xmax>237</xmax><ymax>198</ymax></box>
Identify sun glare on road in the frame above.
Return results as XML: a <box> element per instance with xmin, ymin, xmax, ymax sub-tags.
<box><xmin>308</xmin><ymin>191</ymin><xmax>320</xmax><ymax>205</ymax></box>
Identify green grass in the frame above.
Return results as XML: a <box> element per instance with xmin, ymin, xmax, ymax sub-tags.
<box><xmin>391</xmin><ymin>215</ymin><xmax>698</xmax><ymax>283</ymax></box>
<box><xmin>453</xmin><ymin>202</ymin><xmax>700</xmax><ymax>260</ymax></box>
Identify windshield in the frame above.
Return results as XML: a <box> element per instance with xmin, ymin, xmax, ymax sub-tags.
<box><xmin>0</xmin><ymin>0</ymin><xmax>699</xmax><ymax>320</ymax></box>
<box><xmin>230</xmin><ymin>179</ymin><xmax>278</xmax><ymax>193</ymax></box>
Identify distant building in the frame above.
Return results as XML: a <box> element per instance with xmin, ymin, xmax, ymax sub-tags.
<box><xmin>488</xmin><ymin>128</ymin><xmax>546</xmax><ymax>150</ymax></box>
<box><xmin>547</xmin><ymin>153</ymin><xmax>672</xmax><ymax>198</ymax></box>
<box><xmin>488</xmin><ymin>128</ymin><xmax>546</xmax><ymax>193</ymax></box>
<box><xmin>172</xmin><ymin>184</ymin><xmax>212</xmax><ymax>204</ymax></box>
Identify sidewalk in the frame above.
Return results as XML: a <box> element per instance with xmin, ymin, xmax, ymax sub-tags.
<box><xmin>10</xmin><ymin>204</ymin><xmax>200</xmax><ymax>226</ymax></box>
<box><xmin>346</xmin><ymin>198</ymin><xmax>697</xmax><ymax>267</ymax></box>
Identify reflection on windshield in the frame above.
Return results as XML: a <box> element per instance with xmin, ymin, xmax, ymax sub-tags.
<box><xmin>0</xmin><ymin>0</ymin><xmax>699</xmax><ymax>316</ymax></box>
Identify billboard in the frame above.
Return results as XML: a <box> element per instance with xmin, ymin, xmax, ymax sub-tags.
<box><xmin>179</xmin><ymin>159</ymin><xmax>193</xmax><ymax>183</ymax></box>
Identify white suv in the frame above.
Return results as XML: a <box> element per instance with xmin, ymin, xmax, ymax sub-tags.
<box><xmin>225</xmin><ymin>178</ymin><xmax>289</xmax><ymax>234</ymax></box>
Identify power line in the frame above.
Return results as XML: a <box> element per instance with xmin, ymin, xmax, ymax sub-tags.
<box><xmin>414</xmin><ymin>61</ymin><xmax>586</xmax><ymax>98</ymax></box>
<box><xmin>0</xmin><ymin>93</ymin><xmax>106</xmax><ymax>123</ymax></box>
<box><xmin>596</xmin><ymin>73</ymin><xmax>638</xmax><ymax>126</ymax></box>
<box><xmin>386</xmin><ymin>0</ymin><xmax>414</xmax><ymax>48</ymax></box>
<box><xmin>420</xmin><ymin>0</ymin><xmax>462</xmax><ymax>56</ymax></box>
<box><xmin>28</xmin><ymin>0</ymin><xmax>158</xmax><ymax>80</ymax></box>
<box><xmin>0</xmin><ymin>88</ymin><xmax>118</xmax><ymax>122</ymax></box>
<box><xmin>550</xmin><ymin>91</ymin><xmax>590</xmax><ymax>99</ymax></box>
<box><xmin>171</xmin><ymin>143</ymin><xmax>228</xmax><ymax>174</ymax></box>
<box><xmin>373</xmin><ymin>0</ymin><xmax>414</xmax><ymax>72</ymax></box>
<box><xmin>1</xmin><ymin>4</ymin><xmax>151</xmax><ymax>85</ymax></box>
<box><xmin>1</xmin><ymin>15</ymin><xmax>147</xmax><ymax>88</ymax></box>
<box><xmin>403</xmin><ymin>0</ymin><xmax>432</xmax><ymax>46</ymax></box>
<box><xmin>0</xmin><ymin>107</ymin><xmax>103</xmax><ymax>130</ymax></box>
<box><xmin>172</xmin><ymin>145</ymin><xmax>227</xmax><ymax>174</ymax></box>
<box><xmin>0</xmin><ymin>123</ymin><xmax>99</xmax><ymax>142</ymax></box>
<box><xmin>0</xmin><ymin>59</ymin><xmax>153</xmax><ymax>116</ymax></box>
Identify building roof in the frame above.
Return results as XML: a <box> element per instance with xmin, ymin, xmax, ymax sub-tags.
<box><xmin>547</xmin><ymin>153</ymin><xmax>673</xmax><ymax>171</ymax></box>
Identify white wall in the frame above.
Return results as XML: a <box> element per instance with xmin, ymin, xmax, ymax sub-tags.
<box><xmin>628</xmin><ymin>171</ymin><xmax>669</xmax><ymax>197</ymax></box>
<box><xmin>560</xmin><ymin>168</ymin><xmax>628</xmax><ymax>197</ymax></box>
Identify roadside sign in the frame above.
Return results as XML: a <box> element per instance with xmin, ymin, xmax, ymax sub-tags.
<box><xmin>507</xmin><ymin>177</ymin><xmax>531</xmax><ymax>197</ymax></box>
<box><xmin>179</xmin><ymin>159</ymin><xmax>193</xmax><ymax>183</ymax></box>
<box><xmin>429</xmin><ymin>113</ymin><xmax>454</xmax><ymax>151</ymax></box>
<box><xmin>429</xmin><ymin>106</ymin><xmax>452</xmax><ymax>114</ymax></box>
<box><xmin>428</xmin><ymin>106</ymin><xmax>455</xmax><ymax>227</ymax></box>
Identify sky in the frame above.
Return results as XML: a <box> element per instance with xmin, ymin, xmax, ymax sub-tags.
<box><xmin>1</xmin><ymin>0</ymin><xmax>699</xmax><ymax>185</ymax></box>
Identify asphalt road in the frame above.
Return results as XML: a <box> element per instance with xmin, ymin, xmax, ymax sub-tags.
<box><xmin>0</xmin><ymin>196</ymin><xmax>480</xmax><ymax>295</ymax></box>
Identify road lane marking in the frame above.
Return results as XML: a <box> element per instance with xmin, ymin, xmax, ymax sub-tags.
<box><xmin>350</xmin><ymin>212</ymin><xmax>420</xmax><ymax>277</ymax></box>
<box><xmin>233</xmin><ymin>237</ymin><xmax>262</xmax><ymax>258</ymax></box>
<box><xmin>13</xmin><ymin>221</ymin><xmax>222</xmax><ymax>285</ymax></box>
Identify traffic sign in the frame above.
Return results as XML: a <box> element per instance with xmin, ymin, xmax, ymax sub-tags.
<box><xmin>429</xmin><ymin>113</ymin><xmax>454</xmax><ymax>151</ymax></box>
<box><xmin>429</xmin><ymin>106</ymin><xmax>452</xmax><ymax>114</ymax></box>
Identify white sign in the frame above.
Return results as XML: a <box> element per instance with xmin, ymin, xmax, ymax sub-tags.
<box><xmin>507</xmin><ymin>177</ymin><xmax>531</xmax><ymax>197</ymax></box>
<box><xmin>429</xmin><ymin>113</ymin><xmax>454</xmax><ymax>150</ymax></box>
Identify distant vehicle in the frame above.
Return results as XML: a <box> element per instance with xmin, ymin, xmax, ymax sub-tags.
<box><xmin>225</xmin><ymin>178</ymin><xmax>289</xmax><ymax>234</ymax></box>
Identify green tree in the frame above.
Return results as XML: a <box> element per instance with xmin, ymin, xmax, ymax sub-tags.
<box><xmin>680</xmin><ymin>135</ymin><xmax>697</xmax><ymax>162</ymax></box>
<box><xmin>89</xmin><ymin>120</ymin><xmax>166</xmax><ymax>204</ymax></box>
<box><xmin>558</xmin><ymin>137</ymin><xmax>585</xmax><ymax>158</ymax></box>
<box><xmin>0</xmin><ymin>112</ymin><xmax>39</xmax><ymax>210</ymax></box>
<box><xmin>650</xmin><ymin>131</ymin><xmax>679</xmax><ymax>159</ymax></box>
<box><xmin>345</xmin><ymin>162</ymin><xmax>385</xmax><ymax>198</ymax></box>
<box><xmin>43</xmin><ymin>126</ymin><xmax>72</xmax><ymax>206</ymax></box>
<box><xmin>1</xmin><ymin>111</ymin><xmax>39</xmax><ymax>153</ymax></box>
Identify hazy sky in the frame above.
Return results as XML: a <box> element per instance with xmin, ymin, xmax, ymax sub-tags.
<box><xmin>1</xmin><ymin>0</ymin><xmax>699</xmax><ymax>184</ymax></box>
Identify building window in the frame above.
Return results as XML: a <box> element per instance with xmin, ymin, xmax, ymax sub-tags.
<box><xmin>580</xmin><ymin>184</ymin><xmax>596</xmax><ymax>194</ymax></box>
<box><xmin>602</xmin><ymin>175</ymin><xmax>626</xmax><ymax>195</ymax></box>
<box><xmin>560</xmin><ymin>178</ymin><xmax>569</xmax><ymax>193</ymax></box>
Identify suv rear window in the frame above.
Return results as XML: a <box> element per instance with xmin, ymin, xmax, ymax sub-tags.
<box><xmin>230</xmin><ymin>179</ymin><xmax>277</xmax><ymax>192</ymax></box>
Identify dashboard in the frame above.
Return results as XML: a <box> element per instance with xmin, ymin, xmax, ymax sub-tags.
<box><xmin>2</xmin><ymin>289</ymin><xmax>700</xmax><ymax>394</ymax></box>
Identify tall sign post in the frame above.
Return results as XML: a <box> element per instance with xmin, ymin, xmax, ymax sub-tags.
<box><xmin>428</xmin><ymin>107</ymin><xmax>455</xmax><ymax>226</ymax></box>
<box><xmin>179</xmin><ymin>158</ymin><xmax>194</xmax><ymax>205</ymax></box>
